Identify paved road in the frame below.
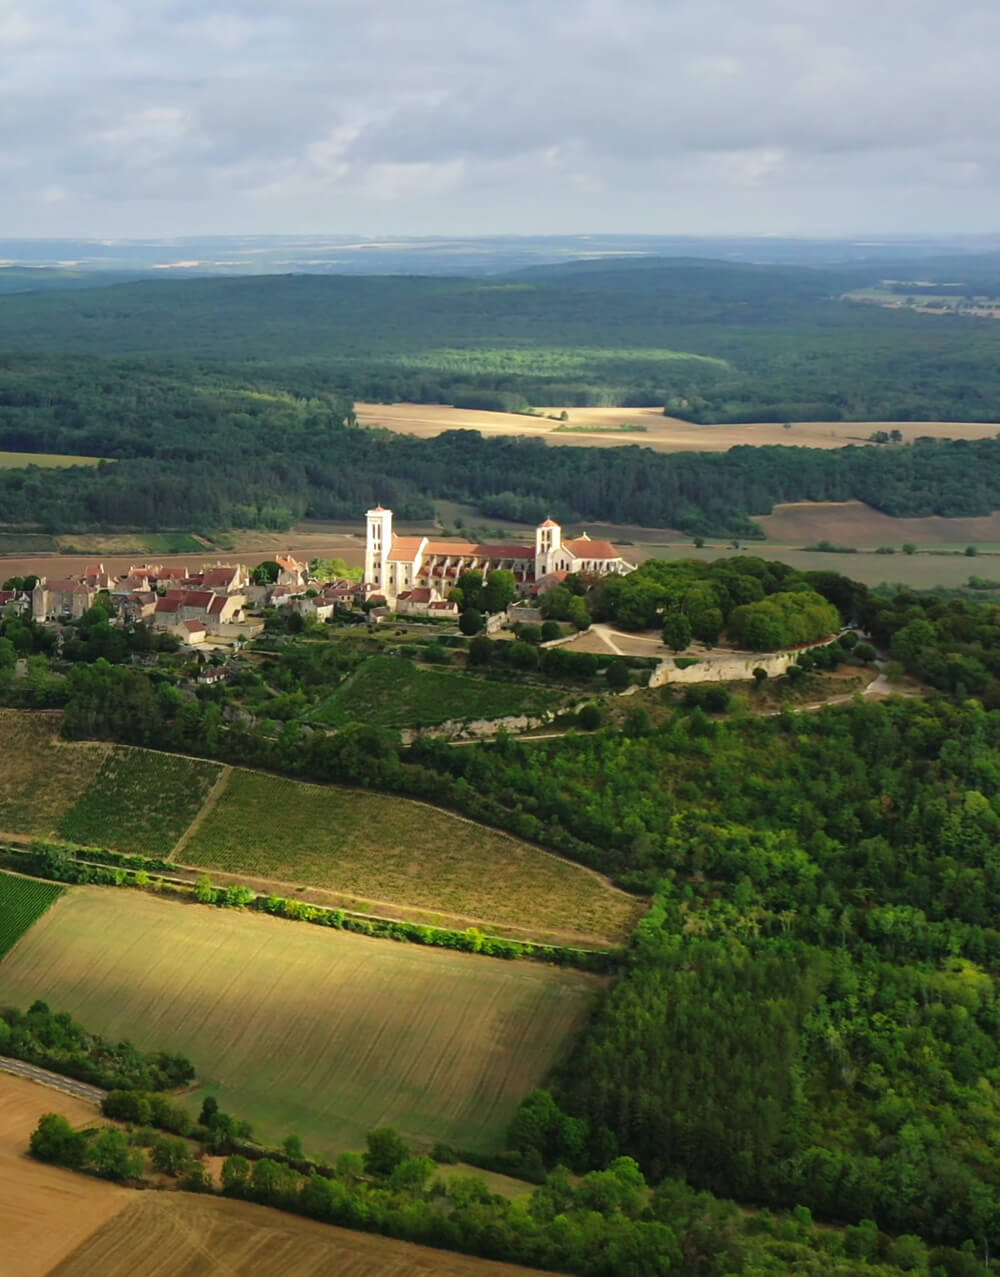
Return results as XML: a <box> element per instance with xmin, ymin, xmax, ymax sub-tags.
<box><xmin>0</xmin><ymin>1055</ymin><xmax>105</xmax><ymax>1103</ymax></box>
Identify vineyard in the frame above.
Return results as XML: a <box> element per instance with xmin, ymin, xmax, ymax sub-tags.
<box><xmin>0</xmin><ymin>871</ymin><xmax>63</xmax><ymax>959</ymax></box>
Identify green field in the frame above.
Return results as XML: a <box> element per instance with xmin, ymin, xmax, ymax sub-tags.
<box><xmin>0</xmin><ymin>887</ymin><xmax>604</xmax><ymax>1155</ymax></box>
<box><xmin>0</xmin><ymin>711</ymin><xmax>111</xmax><ymax>837</ymax></box>
<box><xmin>0</xmin><ymin>451</ymin><xmax>103</xmax><ymax>469</ymax></box>
<box><xmin>140</xmin><ymin>533</ymin><xmax>209</xmax><ymax>554</ymax></box>
<box><xmin>0</xmin><ymin>871</ymin><xmax>63</xmax><ymax>959</ymax></box>
<box><xmin>57</xmin><ymin>749</ymin><xmax>222</xmax><ymax>855</ymax></box>
<box><xmin>311</xmin><ymin>656</ymin><xmax>561</xmax><ymax>730</ymax></box>
<box><xmin>179</xmin><ymin>769</ymin><xmax>639</xmax><ymax>946</ymax></box>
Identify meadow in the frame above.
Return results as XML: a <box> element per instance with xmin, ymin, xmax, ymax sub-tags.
<box><xmin>0</xmin><ymin>871</ymin><xmax>62</xmax><ymax>958</ymax></box>
<box><xmin>179</xmin><ymin>769</ymin><xmax>639</xmax><ymax>946</ymax></box>
<box><xmin>0</xmin><ymin>887</ymin><xmax>604</xmax><ymax>1156</ymax></box>
<box><xmin>0</xmin><ymin>1073</ymin><xmax>129</xmax><ymax>1277</ymax></box>
<box><xmin>53</xmin><ymin>1194</ymin><xmax>550</xmax><ymax>1277</ymax></box>
<box><xmin>310</xmin><ymin>655</ymin><xmax>562</xmax><ymax>730</ymax></box>
<box><xmin>57</xmin><ymin>748</ymin><xmax>222</xmax><ymax>855</ymax></box>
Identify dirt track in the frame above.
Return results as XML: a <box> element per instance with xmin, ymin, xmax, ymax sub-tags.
<box><xmin>0</xmin><ymin>1055</ymin><xmax>106</xmax><ymax>1103</ymax></box>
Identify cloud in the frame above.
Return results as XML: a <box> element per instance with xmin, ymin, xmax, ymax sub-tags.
<box><xmin>1</xmin><ymin>0</ymin><xmax>999</xmax><ymax>234</ymax></box>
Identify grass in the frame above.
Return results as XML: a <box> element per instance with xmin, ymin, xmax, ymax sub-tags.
<box><xmin>0</xmin><ymin>710</ymin><xmax>110</xmax><ymax>837</ymax></box>
<box><xmin>0</xmin><ymin>871</ymin><xmax>63</xmax><ymax>958</ymax></box>
<box><xmin>0</xmin><ymin>451</ymin><xmax>103</xmax><ymax>468</ymax></box>
<box><xmin>310</xmin><ymin>655</ymin><xmax>562</xmax><ymax>730</ymax></box>
<box><xmin>0</xmin><ymin>533</ymin><xmax>59</xmax><ymax>553</ymax></box>
<box><xmin>0</xmin><ymin>887</ymin><xmax>605</xmax><ymax>1156</ymax></box>
<box><xmin>553</xmin><ymin>422</ymin><xmax>648</xmax><ymax>434</ymax></box>
<box><xmin>141</xmin><ymin>532</ymin><xmax>208</xmax><ymax>553</ymax></box>
<box><xmin>56</xmin><ymin>1194</ymin><xmax>547</xmax><ymax>1277</ymax></box>
<box><xmin>57</xmin><ymin>748</ymin><xmax>223</xmax><ymax>855</ymax></box>
<box><xmin>179</xmin><ymin>769</ymin><xmax>640</xmax><ymax>946</ymax></box>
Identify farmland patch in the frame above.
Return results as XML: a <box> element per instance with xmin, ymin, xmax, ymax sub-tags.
<box><xmin>0</xmin><ymin>710</ymin><xmax>109</xmax><ymax>837</ymax></box>
<box><xmin>0</xmin><ymin>887</ymin><xmax>605</xmax><ymax>1156</ymax></box>
<box><xmin>180</xmin><ymin>769</ymin><xmax>639</xmax><ymax>946</ymax></box>
<box><xmin>57</xmin><ymin>748</ymin><xmax>222</xmax><ymax>855</ymax></box>
<box><xmin>0</xmin><ymin>871</ymin><xmax>62</xmax><ymax>958</ymax></box>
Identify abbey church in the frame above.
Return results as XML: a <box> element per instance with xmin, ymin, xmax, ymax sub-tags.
<box><xmin>365</xmin><ymin>507</ymin><xmax>635</xmax><ymax>606</ymax></box>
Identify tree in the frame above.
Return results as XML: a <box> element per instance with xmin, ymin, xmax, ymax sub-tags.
<box><xmin>607</xmin><ymin>659</ymin><xmax>630</xmax><ymax>691</ymax></box>
<box><xmin>752</xmin><ymin>667</ymin><xmax>769</xmax><ymax>688</ymax></box>
<box><xmin>662</xmin><ymin>612</ymin><xmax>692</xmax><ymax>653</ymax></box>
<box><xmin>29</xmin><ymin>1113</ymin><xmax>88</xmax><ymax>1167</ymax></box>
<box><xmin>541</xmin><ymin>619</ymin><xmax>561</xmax><ymax>642</ymax></box>
<box><xmin>567</xmin><ymin>596</ymin><xmax>591</xmax><ymax>631</ymax></box>
<box><xmin>459</xmin><ymin>608</ymin><xmax>483</xmax><ymax>636</ymax></box>
<box><xmin>151</xmin><ymin>1135</ymin><xmax>189</xmax><ymax>1176</ymax></box>
<box><xmin>902</xmin><ymin>542</ymin><xmax>917</xmax><ymax>555</ymax></box>
<box><xmin>578</xmin><ymin>702</ymin><xmax>603</xmax><ymax>730</ymax></box>
<box><xmin>456</xmin><ymin>570</ymin><xmax>485</xmax><ymax>612</ymax></box>
<box><xmin>364</xmin><ymin>1127</ymin><xmax>410</xmax><ymax>1177</ymax></box>
<box><xmin>484</xmin><ymin>569</ymin><xmax>517</xmax><ymax>614</ymax></box>
<box><xmin>91</xmin><ymin>1128</ymin><xmax>144</xmax><ymax>1180</ymax></box>
<box><xmin>467</xmin><ymin>635</ymin><xmax>493</xmax><ymax>666</ymax></box>
<box><xmin>194</xmin><ymin>874</ymin><xmax>218</xmax><ymax>904</ymax></box>
<box><xmin>251</xmin><ymin>560</ymin><xmax>281</xmax><ymax>585</ymax></box>
<box><xmin>222</xmin><ymin>1153</ymin><xmax>252</xmax><ymax>1195</ymax></box>
<box><xmin>282</xmin><ymin>1133</ymin><xmax>304</xmax><ymax>1160</ymax></box>
<box><xmin>199</xmin><ymin>1095</ymin><xmax>219</xmax><ymax>1127</ymax></box>
<box><xmin>965</xmin><ymin>545</ymin><xmax>978</xmax><ymax>557</ymax></box>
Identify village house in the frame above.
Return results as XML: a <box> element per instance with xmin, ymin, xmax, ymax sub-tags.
<box><xmin>153</xmin><ymin>589</ymin><xmax>246</xmax><ymax>636</ymax></box>
<box><xmin>31</xmin><ymin>578</ymin><xmax>95</xmax><ymax>621</ymax></box>
<box><xmin>363</xmin><ymin>506</ymin><xmax>635</xmax><ymax>607</ymax></box>
<box><xmin>276</xmin><ymin>553</ymin><xmax>308</xmax><ymax>587</ymax></box>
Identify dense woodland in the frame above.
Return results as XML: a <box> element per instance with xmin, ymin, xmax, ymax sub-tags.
<box><xmin>4</xmin><ymin>354</ymin><xmax>1000</xmax><ymax>534</ymax></box>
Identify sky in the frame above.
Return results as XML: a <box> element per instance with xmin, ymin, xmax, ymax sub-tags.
<box><xmin>2</xmin><ymin>0</ymin><xmax>1000</xmax><ymax>238</ymax></box>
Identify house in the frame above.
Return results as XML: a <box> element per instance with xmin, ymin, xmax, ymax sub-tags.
<box><xmin>31</xmin><ymin>578</ymin><xmax>94</xmax><ymax>621</ymax></box>
<box><xmin>196</xmin><ymin>664</ymin><xmax>228</xmax><ymax>684</ymax></box>
<box><xmin>289</xmin><ymin>595</ymin><xmax>335</xmax><ymax>622</ymax></box>
<box><xmin>153</xmin><ymin>590</ymin><xmax>246</xmax><ymax>635</ymax></box>
<box><xmin>364</xmin><ymin>507</ymin><xmax>635</xmax><ymax>605</ymax></box>
<box><xmin>182</xmin><ymin>563</ymin><xmax>250</xmax><ymax>593</ymax></box>
<box><xmin>112</xmin><ymin>590</ymin><xmax>158</xmax><ymax>622</ymax></box>
<box><xmin>81</xmin><ymin>563</ymin><xmax>117</xmax><ymax>591</ymax></box>
<box><xmin>177</xmin><ymin>619</ymin><xmax>208</xmax><ymax>645</ymax></box>
<box><xmin>276</xmin><ymin>553</ymin><xmax>308</xmax><ymax>587</ymax></box>
<box><xmin>0</xmin><ymin>589</ymin><xmax>28</xmax><ymax>617</ymax></box>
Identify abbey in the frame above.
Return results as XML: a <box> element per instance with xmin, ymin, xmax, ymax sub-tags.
<box><xmin>365</xmin><ymin>507</ymin><xmax>635</xmax><ymax>605</ymax></box>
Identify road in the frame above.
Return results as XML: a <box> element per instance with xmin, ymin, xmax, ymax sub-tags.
<box><xmin>0</xmin><ymin>1055</ymin><xmax>105</xmax><ymax>1103</ymax></box>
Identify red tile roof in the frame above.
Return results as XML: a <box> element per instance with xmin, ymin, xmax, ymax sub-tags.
<box><xmin>538</xmin><ymin>518</ymin><xmax>559</xmax><ymax>528</ymax></box>
<box><xmin>563</xmin><ymin>537</ymin><xmax>622</xmax><ymax>560</ymax></box>
<box><xmin>474</xmin><ymin>544</ymin><xmax>534</xmax><ymax>559</ymax></box>
<box><xmin>386</xmin><ymin>536</ymin><xmax>427</xmax><ymax>563</ymax></box>
<box><xmin>401</xmin><ymin>587</ymin><xmax>433</xmax><ymax>603</ymax></box>
<box><xmin>182</xmin><ymin>620</ymin><xmax>207</xmax><ymax>633</ymax></box>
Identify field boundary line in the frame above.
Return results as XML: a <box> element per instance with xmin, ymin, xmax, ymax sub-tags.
<box><xmin>169</xmin><ymin>765</ymin><xmax>233</xmax><ymax>863</ymax></box>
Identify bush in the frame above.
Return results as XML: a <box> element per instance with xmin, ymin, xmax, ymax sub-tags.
<box><xmin>578</xmin><ymin>703</ymin><xmax>603</xmax><ymax>730</ymax></box>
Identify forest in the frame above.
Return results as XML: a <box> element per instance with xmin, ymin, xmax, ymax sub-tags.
<box><xmin>4</xmin><ymin>354</ymin><xmax>1000</xmax><ymax>535</ymax></box>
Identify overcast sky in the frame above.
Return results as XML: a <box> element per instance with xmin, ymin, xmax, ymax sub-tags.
<box><xmin>3</xmin><ymin>0</ymin><xmax>999</xmax><ymax>238</ymax></box>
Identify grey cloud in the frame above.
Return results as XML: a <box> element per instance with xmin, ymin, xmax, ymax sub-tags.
<box><xmin>2</xmin><ymin>0</ymin><xmax>1000</xmax><ymax>234</ymax></box>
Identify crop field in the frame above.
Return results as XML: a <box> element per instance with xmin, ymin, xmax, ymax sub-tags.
<box><xmin>0</xmin><ymin>710</ymin><xmax>110</xmax><ymax>837</ymax></box>
<box><xmin>57</xmin><ymin>747</ymin><xmax>222</xmax><ymax>854</ymax></box>
<box><xmin>0</xmin><ymin>888</ymin><xmax>605</xmax><ymax>1156</ymax></box>
<box><xmin>311</xmin><ymin>655</ymin><xmax>562</xmax><ymax>730</ymax></box>
<box><xmin>0</xmin><ymin>1073</ymin><xmax>130</xmax><ymax>1277</ymax></box>
<box><xmin>54</xmin><ymin>1193</ymin><xmax>552</xmax><ymax>1277</ymax></box>
<box><xmin>0</xmin><ymin>871</ymin><xmax>63</xmax><ymax>958</ymax></box>
<box><xmin>0</xmin><ymin>450</ymin><xmax>103</xmax><ymax>468</ymax></box>
<box><xmin>354</xmin><ymin>401</ymin><xmax>1000</xmax><ymax>453</ymax></box>
<box><xmin>180</xmin><ymin>769</ymin><xmax>640</xmax><ymax>946</ymax></box>
<box><xmin>757</xmin><ymin>499</ymin><xmax>1000</xmax><ymax>549</ymax></box>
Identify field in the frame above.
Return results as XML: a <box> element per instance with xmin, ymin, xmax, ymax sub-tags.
<box><xmin>0</xmin><ymin>887</ymin><xmax>605</xmax><ymax>1156</ymax></box>
<box><xmin>0</xmin><ymin>871</ymin><xmax>63</xmax><ymax>959</ymax></box>
<box><xmin>0</xmin><ymin>1072</ymin><xmax>130</xmax><ymax>1277</ymax></box>
<box><xmin>0</xmin><ymin>710</ymin><xmax>110</xmax><ymax>837</ymax></box>
<box><xmin>0</xmin><ymin>450</ymin><xmax>103</xmax><ymax>468</ymax></box>
<box><xmin>310</xmin><ymin>655</ymin><xmax>562</xmax><ymax>730</ymax></box>
<box><xmin>53</xmin><ymin>1193</ymin><xmax>551</xmax><ymax>1277</ymax></box>
<box><xmin>57</xmin><ymin>748</ymin><xmax>223</xmax><ymax>855</ymax></box>
<box><xmin>179</xmin><ymin>769</ymin><xmax>639</xmax><ymax>946</ymax></box>
<box><xmin>757</xmin><ymin>499</ymin><xmax>1000</xmax><ymax>549</ymax></box>
<box><xmin>354</xmin><ymin>401</ymin><xmax>1000</xmax><ymax>453</ymax></box>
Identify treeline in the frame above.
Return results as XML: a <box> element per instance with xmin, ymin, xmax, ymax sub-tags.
<box><xmin>0</xmin><ymin>999</ymin><xmax>193</xmax><ymax>1091</ymax></box>
<box><xmin>31</xmin><ymin>1096</ymin><xmax>984</xmax><ymax>1276</ymax></box>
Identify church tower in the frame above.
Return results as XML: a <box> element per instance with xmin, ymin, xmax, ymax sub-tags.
<box><xmin>365</xmin><ymin>506</ymin><xmax>393</xmax><ymax>586</ymax></box>
<box><xmin>534</xmin><ymin>518</ymin><xmax>562</xmax><ymax>577</ymax></box>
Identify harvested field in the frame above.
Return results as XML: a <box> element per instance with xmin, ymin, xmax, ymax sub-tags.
<box><xmin>57</xmin><ymin>748</ymin><xmax>222</xmax><ymax>855</ymax></box>
<box><xmin>758</xmin><ymin>499</ymin><xmax>1000</xmax><ymax>549</ymax></box>
<box><xmin>0</xmin><ymin>1072</ymin><xmax>129</xmax><ymax>1277</ymax></box>
<box><xmin>0</xmin><ymin>710</ymin><xmax>109</xmax><ymax>837</ymax></box>
<box><xmin>54</xmin><ymin>1193</ymin><xmax>551</xmax><ymax>1277</ymax></box>
<box><xmin>0</xmin><ymin>870</ymin><xmax>62</xmax><ymax>958</ymax></box>
<box><xmin>310</xmin><ymin>654</ymin><xmax>562</xmax><ymax>730</ymax></box>
<box><xmin>0</xmin><ymin>450</ymin><xmax>103</xmax><ymax>468</ymax></box>
<box><xmin>0</xmin><ymin>888</ymin><xmax>605</xmax><ymax>1156</ymax></box>
<box><xmin>180</xmin><ymin>768</ymin><xmax>639</xmax><ymax>946</ymax></box>
<box><xmin>355</xmin><ymin>401</ymin><xmax>1000</xmax><ymax>452</ymax></box>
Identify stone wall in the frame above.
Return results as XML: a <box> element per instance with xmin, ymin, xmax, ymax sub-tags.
<box><xmin>400</xmin><ymin>710</ymin><xmax>555</xmax><ymax>745</ymax></box>
<box><xmin>649</xmin><ymin>636</ymin><xmax>837</xmax><ymax>687</ymax></box>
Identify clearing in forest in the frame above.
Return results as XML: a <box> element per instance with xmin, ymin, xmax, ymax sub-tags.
<box><xmin>179</xmin><ymin>768</ymin><xmax>640</xmax><ymax>946</ymax></box>
<box><xmin>57</xmin><ymin>747</ymin><xmax>222</xmax><ymax>855</ymax></box>
<box><xmin>53</xmin><ymin>1193</ymin><xmax>552</xmax><ymax>1277</ymax></box>
<box><xmin>0</xmin><ymin>1073</ymin><xmax>129</xmax><ymax>1277</ymax></box>
<box><xmin>0</xmin><ymin>710</ymin><xmax>110</xmax><ymax>837</ymax></box>
<box><xmin>309</xmin><ymin>654</ymin><xmax>562</xmax><ymax>730</ymax></box>
<box><xmin>0</xmin><ymin>450</ymin><xmax>103</xmax><ymax>469</ymax></box>
<box><xmin>0</xmin><ymin>887</ymin><xmax>605</xmax><ymax>1157</ymax></box>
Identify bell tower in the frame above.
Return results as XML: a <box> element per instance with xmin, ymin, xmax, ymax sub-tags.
<box><xmin>365</xmin><ymin>506</ymin><xmax>393</xmax><ymax>586</ymax></box>
<box><xmin>534</xmin><ymin>517</ymin><xmax>562</xmax><ymax>576</ymax></box>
